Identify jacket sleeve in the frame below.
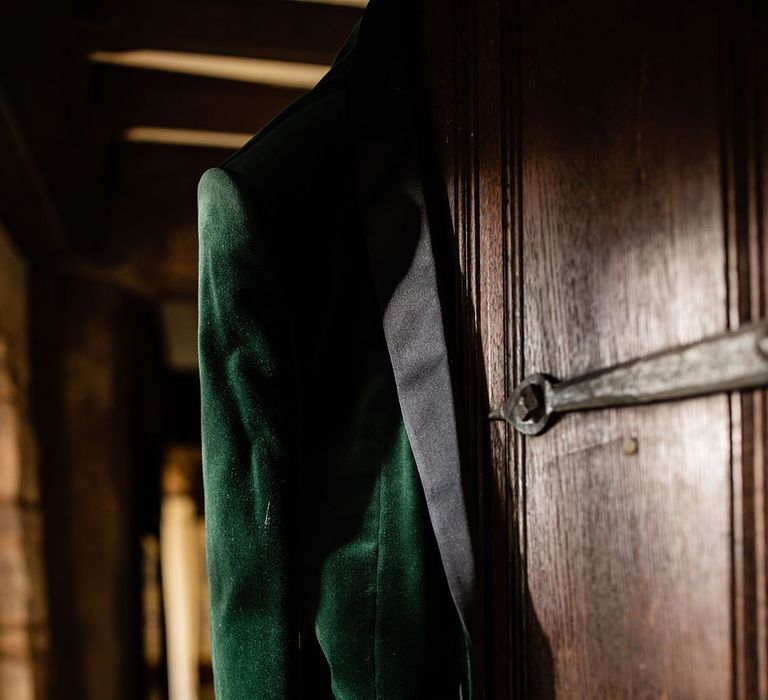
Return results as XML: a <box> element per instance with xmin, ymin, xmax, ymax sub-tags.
<box><xmin>197</xmin><ymin>167</ymin><xmax>296</xmax><ymax>699</ymax></box>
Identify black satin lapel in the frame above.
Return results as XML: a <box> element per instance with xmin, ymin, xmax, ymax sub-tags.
<box><xmin>348</xmin><ymin>0</ymin><xmax>477</xmax><ymax>645</ymax></box>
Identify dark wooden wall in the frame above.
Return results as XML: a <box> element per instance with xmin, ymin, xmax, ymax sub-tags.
<box><xmin>419</xmin><ymin>0</ymin><xmax>768</xmax><ymax>697</ymax></box>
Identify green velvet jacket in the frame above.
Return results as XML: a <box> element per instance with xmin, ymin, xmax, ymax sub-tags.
<box><xmin>197</xmin><ymin>1</ymin><xmax>476</xmax><ymax>697</ymax></box>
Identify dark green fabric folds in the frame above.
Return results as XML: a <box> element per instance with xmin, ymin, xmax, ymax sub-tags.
<box><xmin>197</xmin><ymin>73</ymin><xmax>466</xmax><ymax>696</ymax></box>
<box><xmin>199</xmin><ymin>167</ymin><xmax>294</xmax><ymax>698</ymax></box>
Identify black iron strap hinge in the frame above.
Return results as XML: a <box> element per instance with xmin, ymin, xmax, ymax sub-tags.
<box><xmin>489</xmin><ymin>321</ymin><xmax>768</xmax><ymax>436</ymax></box>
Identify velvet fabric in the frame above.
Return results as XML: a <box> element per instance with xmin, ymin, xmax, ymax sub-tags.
<box><xmin>197</xmin><ymin>2</ymin><xmax>473</xmax><ymax>697</ymax></box>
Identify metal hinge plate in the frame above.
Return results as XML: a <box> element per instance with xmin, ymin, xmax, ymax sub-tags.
<box><xmin>490</xmin><ymin>321</ymin><xmax>768</xmax><ymax>436</ymax></box>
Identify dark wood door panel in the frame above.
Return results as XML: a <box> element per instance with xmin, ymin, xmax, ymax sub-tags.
<box><xmin>520</xmin><ymin>0</ymin><xmax>731</xmax><ymax>695</ymax></box>
<box><xmin>419</xmin><ymin>0</ymin><xmax>768</xmax><ymax>696</ymax></box>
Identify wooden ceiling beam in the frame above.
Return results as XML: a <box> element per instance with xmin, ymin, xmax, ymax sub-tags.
<box><xmin>74</xmin><ymin>0</ymin><xmax>362</xmax><ymax>66</ymax></box>
<box><xmin>91</xmin><ymin>66</ymin><xmax>304</xmax><ymax>136</ymax></box>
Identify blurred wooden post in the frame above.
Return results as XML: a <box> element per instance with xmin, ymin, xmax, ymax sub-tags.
<box><xmin>140</xmin><ymin>532</ymin><xmax>164</xmax><ymax>700</ymax></box>
<box><xmin>31</xmin><ymin>276</ymin><xmax>144</xmax><ymax>700</ymax></box>
<box><xmin>0</xmin><ymin>228</ymin><xmax>48</xmax><ymax>700</ymax></box>
<box><xmin>161</xmin><ymin>445</ymin><xmax>201</xmax><ymax>700</ymax></box>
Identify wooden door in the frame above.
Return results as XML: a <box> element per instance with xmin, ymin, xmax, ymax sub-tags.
<box><xmin>418</xmin><ymin>0</ymin><xmax>768</xmax><ymax>697</ymax></box>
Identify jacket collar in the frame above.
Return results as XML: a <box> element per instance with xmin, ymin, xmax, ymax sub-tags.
<box><xmin>346</xmin><ymin>0</ymin><xmax>478</xmax><ymax>652</ymax></box>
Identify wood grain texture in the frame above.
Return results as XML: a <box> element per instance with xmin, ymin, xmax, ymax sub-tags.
<box><xmin>418</xmin><ymin>0</ymin><xmax>523</xmax><ymax>695</ymax></box>
<box><xmin>521</xmin><ymin>0</ymin><xmax>732</xmax><ymax>695</ymax></box>
<box><xmin>91</xmin><ymin>66</ymin><xmax>305</xmax><ymax>136</ymax></box>
<box><xmin>724</xmin><ymin>1</ymin><xmax>768</xmax><ymax>697</ymax></box>
<box><xmin>420</xmin><ymin>0</ymin><xmax>768</xmax><ymax>696</ymax></box>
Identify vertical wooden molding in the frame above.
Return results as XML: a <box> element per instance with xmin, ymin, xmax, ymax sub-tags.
<box><xmin>419</xmin><ymin>0</ymin><xmax>525</xmax><ymax>693</ymax></box>
<box><xmin>759</xmin><ymin>1</ymin><xmax>768</xmax><ymax>694</ymax></box>
<box><xmin>455</xmin><ymin>0</ymin><xmax>520</xmax><ymax>694</ymax></box>
<box><xmin>454</xmin><ymin>0</ymin><xmax>488</xmax><ymax>691</ymax></box>
<box><xmin>500</xmin><ymin>0</ymin><xmax>526</xmax><ymax>695</ymax></box>
<box><xmin>723</xmin><ymin>0</ymin><xmax>768</xmax><ymax>696</ymax></box>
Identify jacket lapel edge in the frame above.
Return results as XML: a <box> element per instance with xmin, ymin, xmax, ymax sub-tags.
<box><xmin>348</xmin><ymin>0</ymin><xmax>478</xmax><ymax>648</ymax></box>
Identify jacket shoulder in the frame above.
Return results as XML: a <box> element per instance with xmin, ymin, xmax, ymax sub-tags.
<box><xmin>221</xmin><ymin>81</ymin><xmax>349</xmax><ymax>194</ymax></box>
<box><xmin>197</xmin><ymin>80</ymin><xmax>350</xmax><ymax>246</ymax></box>
<box><xmin>197</xmin><ymin>167</ymin><xmax>252</xmax><ymax>248</ymax></box>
